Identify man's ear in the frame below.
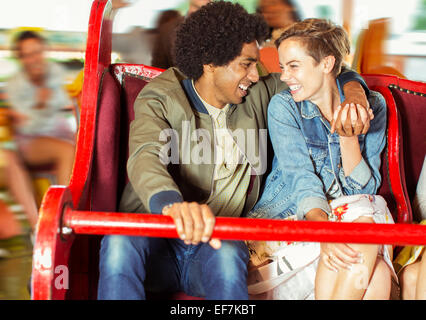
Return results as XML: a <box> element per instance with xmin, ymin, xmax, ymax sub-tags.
<box><xmin>322</xmin><ymin>55</ymin><xmax>336</xmax><ymax>74</ymax></box>
<box><xmin>203</xmin><ymin>63</ymin><xmax>216</xmax><ymax>75</ymax></box>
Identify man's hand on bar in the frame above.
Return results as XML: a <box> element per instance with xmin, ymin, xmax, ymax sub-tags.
<box><xmin>162</xmin><ymin>202</ymin><xmax>222</xmax><ymax>249</ymax></box>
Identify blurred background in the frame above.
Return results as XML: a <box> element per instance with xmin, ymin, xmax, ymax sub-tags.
<box><xmin>1</xmin><ymin>0</ymin><xmax>425</xmax><ymax>82</ymax></box>
<box><xmin>0</xmin><ymin>0</ymin><xmax>424</xmax><ymax>300</ymax></box>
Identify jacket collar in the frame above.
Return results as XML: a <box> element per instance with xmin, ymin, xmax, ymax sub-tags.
<box><xmin>182</xmin><ymin>78</ymin><xmax>209</xmax><ymax>114</ymax></box>
<box><xmin>182</xmin><ymin>78</ymin><xmax>237</xmax><ymax>115</ymax></box>
<box><xmin>300</xmin><ymin>79</ymin><xmax>346</xmax><ymax>120</ymax></box>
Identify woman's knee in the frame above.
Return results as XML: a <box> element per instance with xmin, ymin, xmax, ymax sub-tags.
<box><xmin>3</xmin><ymin>150</ymin><xmax>24</xmax><ymax>170</ymax></box>
<box><xmin>61</xmin><ymin>143</ymin><xmax>75</xmax><ymax>159</ymax></box>
<box><xmin>374</xmin><ymin>258</ymin><xmax>392</xmax><ymax>281</ymax></box>
<box><xmin>400</xmin><ymin>262</ymin><xmax>420</xmax><ymax>289</ymax></box>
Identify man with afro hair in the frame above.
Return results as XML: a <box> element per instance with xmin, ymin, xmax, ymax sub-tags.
<box><xmin>98</xmin><ymin>1</ymin><xmax>371</xmax><ymax>300</ymax></box>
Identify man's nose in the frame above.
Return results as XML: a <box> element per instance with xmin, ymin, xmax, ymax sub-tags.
<box><xmin>248</xmin><ymin>64</ymin><xmax>260</xmax><ymax>83</ymax></box>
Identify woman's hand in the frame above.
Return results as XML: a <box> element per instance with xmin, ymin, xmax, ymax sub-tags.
<box><xmin>306</xmin><ymin>209</ymin><xmax>363</xmax><ymax>272</ymax></box>
<box><xmin>331</xmin><ymin>81</ymin><xmax>374</xmax><ymax>137</ymax></box>
<box><xmin>320</xmin><ymin>242</ymin><xmax>363</xmax><ymax>272</ymax></box>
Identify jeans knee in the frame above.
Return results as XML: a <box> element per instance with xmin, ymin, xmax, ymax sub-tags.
<box><xmin>208</xmin><ymin>241</ymin><xmax>248</xmax><ymax>280</ymax></box>
<box><xmin>99</xmin><ymin>235</ymin><xmax>148</xmax><ymax>274</ymax></box>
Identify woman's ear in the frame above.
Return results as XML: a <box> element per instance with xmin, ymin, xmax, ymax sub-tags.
<box><xmin>322</xmin><ymin>55</ymin><xmax>336</xmax><ymax>74</ymax></box>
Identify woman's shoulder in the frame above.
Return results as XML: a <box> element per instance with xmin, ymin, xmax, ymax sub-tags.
<box><xmin>367</xmin><ymin>90</ymin><xmax>387</xmax><ymax>113</ymax></box>
<box><xmin>268</xmin><ymin>90</ymin><xmax>299</xmax><ymax>118</ymax></box>
<box><xmin>269</xmin><ymin>90</ymin><xmax>296</xmax><ymax>108</ymax></box>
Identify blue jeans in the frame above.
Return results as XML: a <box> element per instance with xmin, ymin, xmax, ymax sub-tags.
<box><xmin>97</xmin><ymin>235</ymin><xmax>249</xmax><ymax>300</ymax></box>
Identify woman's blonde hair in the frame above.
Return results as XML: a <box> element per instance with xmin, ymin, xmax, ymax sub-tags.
<box><xmin>275</xmin><ymin>18</ymin><xmax>350</xmax><ymax>76</ymax></box>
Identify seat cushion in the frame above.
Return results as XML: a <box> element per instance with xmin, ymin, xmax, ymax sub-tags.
<box><xmin>118</xmin><ymin>73</ymin><xmax>150</xmax><ymax>190</ymax></box>
<box><xmin>91</xmin><ymin>68</ymin><xmax>122</xmax><ymax>211</ymax></box>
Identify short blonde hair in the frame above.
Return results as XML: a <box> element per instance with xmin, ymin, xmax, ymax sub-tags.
<box><xmin>275</xmin><ymin>18</ymin><xmax>350</xmax><ymax>76</ymax></box>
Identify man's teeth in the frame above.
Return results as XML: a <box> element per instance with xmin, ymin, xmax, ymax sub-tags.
<box><xmin>239</xmin><ymin>84</ymin><xmax>248</xmax><ymax>91</ymax></box>
<box><xmin>289</xmin><ymin>85</ymin><xmax>301</xmax><ymax>91</ymax></box>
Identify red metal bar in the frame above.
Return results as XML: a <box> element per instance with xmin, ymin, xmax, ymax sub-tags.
<box><xmin>64</xmin><ymin>209</ymin><xmax>426</xmax><ymax>246</ymax></box>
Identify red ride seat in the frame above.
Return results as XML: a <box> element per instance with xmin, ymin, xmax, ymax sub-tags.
<box><xmin>389</xmin><ymin>80</ymin><xmax>426</xmax><ymax>205</ymax></box>
<box><xmin>32</xmin><ymin>1</ymin><xmax>426</xmax><ymax>301</ymax></box>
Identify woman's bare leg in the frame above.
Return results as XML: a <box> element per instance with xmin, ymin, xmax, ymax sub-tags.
<box><xmin>3</xmin><ymin>150</ymin><xmax>38</xmax><ymax>229</ymax></box>
<box><xmin>315</xmin><ymin>216</ymin><xmax>391</xmax><ymax>300</ymax></box>
<box><xmin>363</xmin><ymin>257</ymin><xmax>391</xmax><ymax>300</ymax></box>
<box><xmin>399</xmin><ymin>261</ymin><xmax>419</xmax><ymax>300</ymax></box>
<box><xmin>415</xmin><ymin>251</ymin><xmax>426</xmax><ymax>299</ymax></box>
<box><xmin>19</xmin><ymin>137</ymin><xmax>75</xmax><ymax>185</ymax></box>
<box><xmin>315</xmin><ymin>256</ymin><xmax>338</xmax><ymax>299</ymax></box>
<box><xmin>0</xmin><ymin>198</ymin><xmax>22</xmax><ymax>238</ymax></box>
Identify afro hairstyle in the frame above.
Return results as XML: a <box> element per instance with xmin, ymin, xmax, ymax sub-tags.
<box><xmin>174</xmin><ymin>1</ymin><xmax>269</xmax><ymax>80</ymax></box>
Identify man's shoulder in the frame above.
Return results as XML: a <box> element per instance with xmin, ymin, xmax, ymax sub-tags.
<box><xmin>141</xmin><ymin>67</ymin><xmax>186</xmax><ymax>97</ymax></box>
<box><xmin>257</xmin><ymin>72</ymin><xmax>281</xmax><ymax>85</ymax></box>
<box><xmin>135</xmin><ymin>67</ymin><xmax>191</xmax><ymax>114</ymax></box>
<box><xmin>252</xmin><ymin>72</ymin><xmax>287</xmax><ymax>95</ymax></box>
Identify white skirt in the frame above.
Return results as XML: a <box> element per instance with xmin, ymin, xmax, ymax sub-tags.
<box><xmin>247</xmin><ymin>194</ymin><xmax>397</xmax><ymax>300</ymax></box>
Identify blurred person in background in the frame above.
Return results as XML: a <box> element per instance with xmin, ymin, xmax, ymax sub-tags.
<box><xmin>257</xmin><ymin>0</ymin><xmax>301</xmax><ymax>73</ymax></box>
<box><xmin>2</xmin><ymin>30</ymin><xmax>76</xmax><ymax>232</ymax></box>
<box><xmin>151</xmin><ymin>0</ymin><xmax>211</xmax><ymax>69</ymax></box>
<box><xmin>112</xmin><ymin>0</ymin><xmax>132</xmax><ymax>10</ymax></box>
<box><xmin>258</xmin><ymin>0</ymin><xmax>301</xmax><ymax>44</ymax></box>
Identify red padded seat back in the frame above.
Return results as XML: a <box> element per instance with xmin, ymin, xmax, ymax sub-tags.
<box><xmin>119</xmin><ymin>73</ymin><xmax>150</xmax><ymax>190</ymax></box>
<box><xmin>90</xmin><ymin>68</ymin><xmax>122</xmax><ymax>211</ymax></box>
<box><xmin>389</xmin><ymin>84</ymin><xmax>426</xmax><ymax>202</ymax></box>
<box><xmin>90</xmin><ymin>66</ymin><xmax>158</xmax><ymax>212</ymax></box>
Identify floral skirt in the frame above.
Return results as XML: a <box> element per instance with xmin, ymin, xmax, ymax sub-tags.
<box><xmin>247</xmin><ymin>194</ymin><xmax>397</xmax><ymax>300</ymax></box>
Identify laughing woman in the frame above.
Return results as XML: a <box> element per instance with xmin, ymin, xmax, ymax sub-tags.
<box><xmin>247</xmin><ymin>19</ymin><xmax>396</xmax><ymax>300</ymax></box>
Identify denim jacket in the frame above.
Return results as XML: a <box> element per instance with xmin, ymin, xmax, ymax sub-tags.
<box><xmin>250</xmin><ymin>82</ymin><xmax>387</xmax><ymax>221</ymax></box>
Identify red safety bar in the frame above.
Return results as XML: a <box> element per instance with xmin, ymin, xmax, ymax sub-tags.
<box><xmin>31</xmin><ymin>0</ymin><xmax>426</xmax><ymax>300</ymax></box>
<box><xmin>64</xmin><ymin>209</ymin><xmax>426</xmax><ymax>246</ymax></box>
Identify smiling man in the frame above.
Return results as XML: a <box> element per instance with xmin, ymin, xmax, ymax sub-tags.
<box><xmin>98</xmin><ymin>1</ymin><xmax>370</xmax><ymax>300</ymax></box>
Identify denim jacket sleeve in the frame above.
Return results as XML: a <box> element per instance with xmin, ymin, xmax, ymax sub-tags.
<box><xmin>268</xmin><ymin>92</ymin><xmax>331</xmax><ymax>220</ymax></box>
<box><xmin>338</xmin><ymin>90</ymin><xmax>387</xmax><ymax>194</ymax></box>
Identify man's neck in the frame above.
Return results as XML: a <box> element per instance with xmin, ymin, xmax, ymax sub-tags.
<box><xmin>193</xmin><ymin>78</ymin><xmax>226</xmax><ymax>109</ymax></box>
